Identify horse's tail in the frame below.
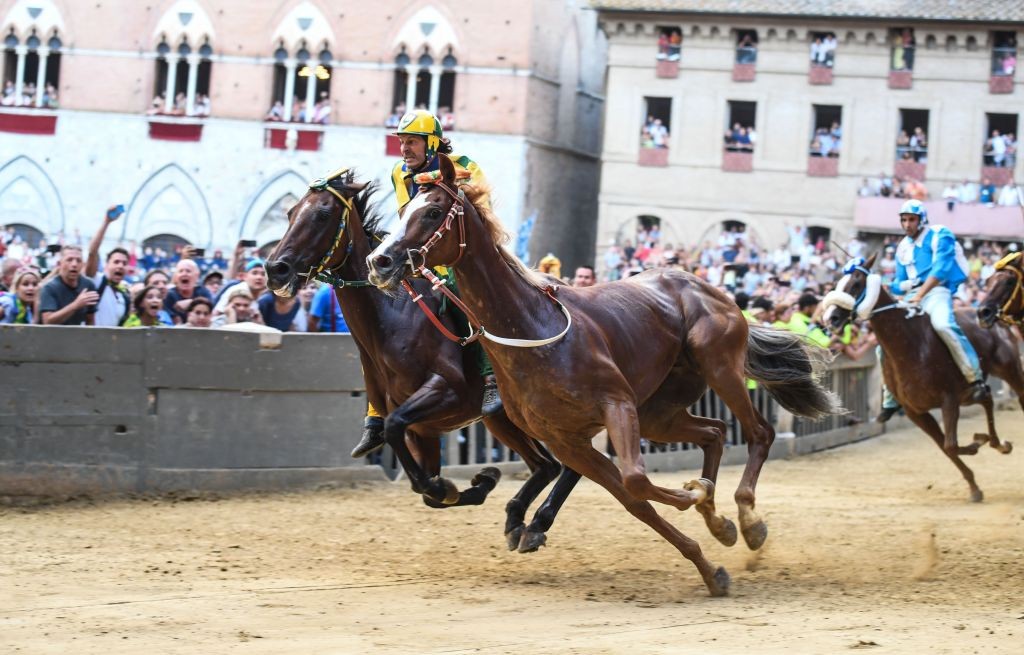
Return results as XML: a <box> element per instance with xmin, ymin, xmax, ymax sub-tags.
<box><xmin>744</xmin><ymin>324</ymin><xmax>844</xmax><ymax>419</ymax></box>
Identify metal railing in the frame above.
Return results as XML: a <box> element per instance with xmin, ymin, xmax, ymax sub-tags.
<box><xmin>374</xmin><ymin>354</ymin><xmax>877</xmax><ymax>479</ymax></box>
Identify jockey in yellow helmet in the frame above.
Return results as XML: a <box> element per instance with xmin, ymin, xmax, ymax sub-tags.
<box><xmin>351</xmin><ymin>110</ymin><xmax>500</xmax><ymax>459</ymax></box>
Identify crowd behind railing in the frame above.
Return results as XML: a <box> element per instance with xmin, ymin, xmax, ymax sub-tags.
<box><xmin>856</xmin><ymin>172</ymin><xmax>1022</xmax><ymax>208</ymax></box>
<box><xmin>1</xmin><ymin>80</ymin><xmax>58</xmax><ymax>108</ymax></box>
<box><xmin>0</xmin><ymin>208</ymin><xmax>349</xmax><ymax>333</ymax></box>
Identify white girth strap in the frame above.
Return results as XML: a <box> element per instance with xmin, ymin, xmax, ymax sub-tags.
<box><xmin>479</xmin><ymin>298</ymin><xmax>573</xmax><ymax>348</ymax></box>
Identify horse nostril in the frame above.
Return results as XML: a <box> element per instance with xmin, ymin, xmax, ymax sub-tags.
<box><xmin>267</xmin><ymin>260</ymin><xmax>291</xmax><ymax>279</ymax></box>
<box><xmin>373</xmin><ymin>254</ymin><xmax>393</xmax><ymax>270</ymax></box>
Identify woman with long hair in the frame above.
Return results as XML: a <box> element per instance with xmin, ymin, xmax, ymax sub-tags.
<box><xmin>123</xmin><ymin>285</ymin><xmax>173</xmax><ymax>327</ymax></box>
<box><xmin>0</xmin><ymin>268</ymin><xmax>41</xmax><ymax>324</ymax></box>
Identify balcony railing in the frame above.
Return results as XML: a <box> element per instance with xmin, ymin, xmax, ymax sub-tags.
<box><xmin>855</xmin><ymin>197</ymin><xmax>1023</xmax><ymax>240</ymax></box>
<box><xmin>147</xmin><ymin>116</ymin><xmax>204</xmax><ymax>142</ymax></box>
<box><xmin>264</xmin><ymin>122</ymin><xmax>325</xmax><ymax>151</ymax></box>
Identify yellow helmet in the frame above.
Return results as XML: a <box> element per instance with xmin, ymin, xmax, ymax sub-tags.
<box><xmin>394</xmin><ymin>109</ymin><xmax>444</xmax><ymax>159</ymax></box>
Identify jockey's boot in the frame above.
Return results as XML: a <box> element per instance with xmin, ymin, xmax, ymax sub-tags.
<box><xmin>875</xmin><ymin>405</ymin><xmax>901</xmax><ymax>424</ymax></box>
<box><xmin>481</xmin><ymin>374</ymin><xmax>504</xmax><ymax>416</ymax></box>
<box><xmin>969</xmin><ymin>380</ymin><xmax>991</xmax><ymax>403</ymax></box>
<box><xmin>351</xmin><ymin>416</ymin><xmax>386</xmax><ymax>458</ymax></box>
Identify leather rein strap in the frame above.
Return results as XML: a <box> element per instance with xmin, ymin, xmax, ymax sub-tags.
<box><xmin>400</xmin><ymin>179</ymin><xmax>572</xmax><ymax>348</ymax></box>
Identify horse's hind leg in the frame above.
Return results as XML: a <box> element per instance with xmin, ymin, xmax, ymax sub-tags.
<box><xmin>691</xmin><ymin>345</ymin><xmax>775</xmax><ymax>550</ymax></box>
<box><xmin>906</xmin><ymin>409</ymin><xmax>983</xmax><ymax>502</ymax></box>
<box><xmin>483</xmin><ymin>412</ymin><xmax>565</xmax><ymax>550</ymax></box>
<box><xmin>642</xmin><ymin>410</ymin><xmax>737</xmax><ymax>547</ymax></box>
<box><xmin>548</xmin><ymin>441</ymin><xmax>730</xmax><ymax>597</ymax></box>
<box><xmin>975</xmin><ymin>396</ymin><xmax>1013</xmax><ymax>454</ymax></box>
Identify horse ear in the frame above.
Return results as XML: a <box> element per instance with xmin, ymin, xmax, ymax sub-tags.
<box><xmin>865</xmin><ymin>251</ymin><xmax>878</xmax><ymax>270</ymax></box>
<box><xmin>437</xmin><ymin>153</ymin><xmax>456</xmax><ymax>186</ymax></box>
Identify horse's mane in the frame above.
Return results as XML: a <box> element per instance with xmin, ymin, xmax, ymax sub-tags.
<box><xmin>327</xmin><ymin>170</ymin><xmax>389</xmax><ymax>243</ymax></box>
<box><xmin>462</xmin><ymin>184</ymin><xmax>548</xmax><ymax>291</ymax></box>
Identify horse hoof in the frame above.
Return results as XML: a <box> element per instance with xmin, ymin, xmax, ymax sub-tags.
<box><xmin>714</xmin><ymin>517</ymin><xmax>738</xmax><ymax>548</ymax></box>
<box><xmin>683</xmin><ymin>478</ymin><xmax>715</xmax><ymax>505</ymax></box>
<box><xmin>427</xmin><ymin>476</ymin><xmax>460</xmax><ymax>505</ymax></box>
<box><xmin>422</xmin><ymin>496</ymin><xmax>450</xmax><ymax>509</ymax></box>
<box><xmin>505</xmin><ymin>524</ymin><xmax>525</xmax><ymax>551</ymax></box>
<box><xmin>970</xmin><ymin>489</ymin><xmax>984</xmax><ymax>503</ymax></box>
<box><xmin>999</xmin><ymin>441</ymin><xmax>1013</xmax><ymax>454</ymax></box>
<box><xmin>741</xmin><ymin>519</ymin><xmax>768</xmax><ymax>551</ymax></box>
<box><xmin>471</xmin><ymin>466</ymin><xmax>502</xmax><ymax>492</ymax></box>
<box><xmin>706</xmin><ymin>566</ymin><xmax>731</xmax><ymax>597</ymax></box>
<box><xmin>518</xmin><ymin>529</ymin><xmax>547</xmax><ymax>553</ymax></box>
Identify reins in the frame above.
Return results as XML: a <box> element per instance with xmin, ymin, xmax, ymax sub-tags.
<box><xmin>399</xmin><ymin>178</ymin><xmax>572</xmax><ymax>348</ymax></box>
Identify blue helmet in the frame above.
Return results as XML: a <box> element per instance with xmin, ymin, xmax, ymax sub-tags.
<box><xmin>898</xmin><ymin>199</ymin><xmax>928</xmax><ymax>225</ymax></box>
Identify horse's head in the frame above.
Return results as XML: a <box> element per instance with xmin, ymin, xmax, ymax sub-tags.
<box><xmin>821</xmin><ymin>252</ymin><xmax>880</xmax><ymax>331</ymax></box>
<box><xmin>978</xmin><ymin>251</ymin><xmax>1024</xmax><ymax>328</ymax></box>
<box><xmin>265</xmin><ymin>168</ymin><xmax>367</xmax><ymax>298</ymax></box>
<box><xmin>368</xmin><ymin>154</ymin><xmax>466</xmax><ymax>291</ymax></box>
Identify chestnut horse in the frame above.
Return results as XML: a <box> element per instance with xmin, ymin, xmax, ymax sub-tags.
<box><xmin>366</xmin><ymin>154</ymin><xmax>839</xmax><ymax>596</ymax></box>
<box><xmin>265</xmin><ymin>169</ymin><xmax>578</xmax><ymax>553</ymax></box>
<box><xmin>978</xmin><ymin>251</ymin><xmax>1024</xmax><ymax>333</ymax></box>
<box><xmin>822</xmin><ymin>254</ymin><xmax>1015</xmax><ymax>503</ymax></box>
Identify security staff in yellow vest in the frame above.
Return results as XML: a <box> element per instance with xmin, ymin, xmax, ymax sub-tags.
<box><xmin>350</xmin><ymin>110</ymin><xmax>501</xmax><ymax>459</ymax></box>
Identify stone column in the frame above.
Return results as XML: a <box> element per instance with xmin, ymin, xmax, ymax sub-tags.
<box><xmin>282</xmin><ymin>59</ymin><xmax>297</xmax><ymax>121</ymax></box>
<box><xmin>404</xmin><ymin>66</ymin><xmax>417</xmax><ymax>111</ymax></box>
<box><xmin>427</xmin><ymin>65</ymin><xmax>442</xmax><ymax>114</ymax></box>
<box><xmin>185</xmin><ymin>54</ymin><xmax>200</xmax><ymax>116</ymax></box>
<box><xmin>163</xmin><ymin>54</ymin><xmax>180</xmax><ymax>113</ymax></box>
<box><xmin>13</xmin><ymin>46</ymin><xmax>27</xmax><ymax>103</ymax></box>
<box><xmin>34</xmin><ymin>47</ymin><xmax>49</xmax><ymax>107</ymax></box>
<box><xmin>303</xmin><ymin>62</ymin><xmax>317</xmax><ymax>123</ymax></box>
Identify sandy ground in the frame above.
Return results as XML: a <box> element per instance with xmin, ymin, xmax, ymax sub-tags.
<box><xmin>1</xmin><ymin>411</ymin><xmax>1022</xmax><ymax>655</ymax></box>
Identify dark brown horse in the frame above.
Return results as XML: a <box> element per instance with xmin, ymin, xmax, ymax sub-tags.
<box><xmin>265</xmin><ymin>169</ymin><xmax>578</xmax><ymax>552</ymax></box>
<box><xmin>978</xmin><ymin>251</ymin><xmax>1024</xmax><ymax>332</ymax></box>
<box><xmin>822</xmin><ymin>253</ymin><xmax>1015</xmax><ymax>502</ymax></box>
<box><xmin>366</xmin><ymin>154</ymin><xmax>839</xmax><ymax>596</ymax></box>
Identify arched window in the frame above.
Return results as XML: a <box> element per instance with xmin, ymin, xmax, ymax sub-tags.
<box><xmin>269</xmin><ymin>3</ymin><xmax>335</xmax><ymax>124</ymax></box>
<box><xmin>150</xmin><ymin>1</ymin><xmax>215</xmax><ymax>116</ymax></box>
<box><xmin>2</xmin><ymin>1</ymin><xmax>64</xmax><ymax>110</ymax></box>
<box><xmin>390</xmin><ymin>6</ymin><xmax>460</xmax><ymax>120</ymax></box>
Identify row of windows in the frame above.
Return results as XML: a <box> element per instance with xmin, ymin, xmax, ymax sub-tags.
<box><xmin>655</xmin><ymin>26</ymin><xmax>1017</xmax><ymax>75</ymax></box>
<box><xmin>641</xmin><ymin>95</ymin><xmax>1019</xmax><ymax>167</ymax></box>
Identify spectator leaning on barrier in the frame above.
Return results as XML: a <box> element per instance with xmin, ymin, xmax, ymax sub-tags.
<box><xmin>165</xmin><ymin>257</ymin><xmax>212</xmax><ymax>324</ymax></box>
<box><xmin>308</xmin><ymin>282</ymin><xmax>349</xmax><ymax>333</ymax></box>
<box><xmin>213</xmin><ymin>284</ymin><xmax>264</xmax><ymax>328</ymax></box>
<box><xmin>0</xmin><ymin>267</ymin><xmax>41</xmax><ymax>324</ymax></box>
<box><xmin>123</xmin><ymin>285</ymin><xmax>173</xmax><ymax>328</ymax></box>
<box><xmin>181</xmin><ymin>297</ymin><xmax>213</xmax><ymax>328</ymax></box>
<box><xmin>85</xmin><ymin>208</ymin><xmax>132</xmax><ymax>327</ymax></box>
<box><xmin>38</xmin><ymin>245</ymin><xmax>98</xmax><ymax>325</ymax></box>
<box><xmin>257</xmin><ymin>288</ymin><xmax>301</xmax><ymax>331</ymax></box>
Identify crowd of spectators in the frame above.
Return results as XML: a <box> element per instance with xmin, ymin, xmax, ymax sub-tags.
<box><xmin>2</xmin><ymin>80</ymin><xmax>58</xmax><ymax>108</ymax></box>
<box><xmin>809</xmin><ymin>121</ymin><xmax>842</xmax><ymax>157</ymax></box>
<box><xmin>724</xmin><ymin>122</ymin><xmax>756</xmax><ymax>151</ymax></box>
<box><xmin>857</xmin><ymin>172</ymin><xmax>930</xmax><ymax>200</ymax></box>
<box><xmin>809</xmin><ymin>33</ymin><xmax>837</xmax><ymax>67</ymax></box>
<box><xmin>265</xmin><ymin>91</ymin><xmax>332</xmax><ymax>124</ymax></box>
<box><xmin>641</xmin><ymin>115</ymin><xmax>670</xmax><ymax>149</ymax></box>
<box><xmin>656</xmin><ymin>29</ymin><xmax>682</xmax><ymax>61</ymax></box>
<box><xmin>857</xmin><ymin>173</ymin><xmax>1021</xmax><ymax>208</ymax></box>
<box><xmin>895</xmin><ymin>126</ymin><xmax>928</xmax><ymax>162</ymax></box>
<box><xmin>983</xmin><ymin>130</ymin><xmax>1017</xmax><ymax>168</ymax></box>
<box><xmin>0</xmin><ymin>209</ymin><xmax>350</xmax><ymax>334</ymax></box>
<box><xmin>597</xmin><ymin>218</ymin><xmax>1018</xmax><ymax>360</ymax></box>
<box><xmin>891</xmin><ymin>29</ymin><xmax>916</xmax><ymax>71</ymax></box>
<box><xmin>145</xmin><ymin>91</ymin><xmax>212</xmax><ymax>117</ymax></box>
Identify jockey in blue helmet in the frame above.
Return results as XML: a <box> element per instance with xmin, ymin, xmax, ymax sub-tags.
<box><xmin>877</xmin><ymin>199</ymin><xmax>988</xmax><ymax>421</ymax></box>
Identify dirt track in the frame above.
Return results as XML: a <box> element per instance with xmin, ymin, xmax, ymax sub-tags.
<box><xmin>2</xmin><ymin>411</ymin><xmax>1022</xmax><ymax>654</ymax></box>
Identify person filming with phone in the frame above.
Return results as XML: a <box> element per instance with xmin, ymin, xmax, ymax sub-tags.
<box><xmin>84</xmin><ymin>204</ymin><xmax>132</xmax><ymax>326</ymax></box>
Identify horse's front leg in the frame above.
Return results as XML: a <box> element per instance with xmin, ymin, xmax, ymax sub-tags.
<box><xmin>941</xmin><ymin>398</ymin><xmax>980</xmax><ymax>457</ymax></box>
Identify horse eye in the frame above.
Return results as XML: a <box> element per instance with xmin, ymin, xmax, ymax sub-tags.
<box><xmin>428</xmin><ymin>208</ymin><xmax>443</xmax><ymax>220</ymax></box>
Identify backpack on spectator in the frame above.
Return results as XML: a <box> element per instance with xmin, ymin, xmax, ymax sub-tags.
<box><xmin>97</xmin><ymin>276</ymin><xmax>132</xmax><ymax>326</ymax></box>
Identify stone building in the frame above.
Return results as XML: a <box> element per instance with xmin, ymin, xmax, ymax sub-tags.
<box><xmin>0</xmin><ymin>0</ymin><xmax>605</xmax><ymax>269</ymax></box>
<box><xmin>591</xmin><ymin>0</ymin><xmax>1023</xmax><ymax>272</ymax></box>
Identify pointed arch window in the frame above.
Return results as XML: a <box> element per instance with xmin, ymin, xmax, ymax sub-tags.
<box><xmin>389</xmin><ymin>44</ymin><xmax>458</xmax><ymax>126</ymax></box>
<box><xmin>2</xmin><ymin>27</ymin><xmax>62</xmax><ymax>109</ymax></box>
<box><xmin>269</xmin><ymin>41</ymin><xmax>332</xmax><ymax>124</ymax></box>
<box><xmin>151</xmin><ymin>36</ymin><xmax>213</xmax><ymax>117</ymax></box>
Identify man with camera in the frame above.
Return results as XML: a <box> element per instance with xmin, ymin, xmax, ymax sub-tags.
<box><xmin>84</xmin><ymin>205</ymin><xmax>132</xmax><ymax>327</ymax></box>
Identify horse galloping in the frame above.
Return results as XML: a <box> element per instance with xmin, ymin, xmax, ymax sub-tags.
<box><xmin>823</xmin><ymin>253</ymin><xmax>1015</xmax><ymax>503</ymax></box>
<box><xmin>265</xmin><ymin>169</ymin><xmax>578</xmax><ymax>553</ymax></box>
<box><xmin>366</xmin><ymin>154</ymin><xmax>840</xmax><ymax>596</ymax></box>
